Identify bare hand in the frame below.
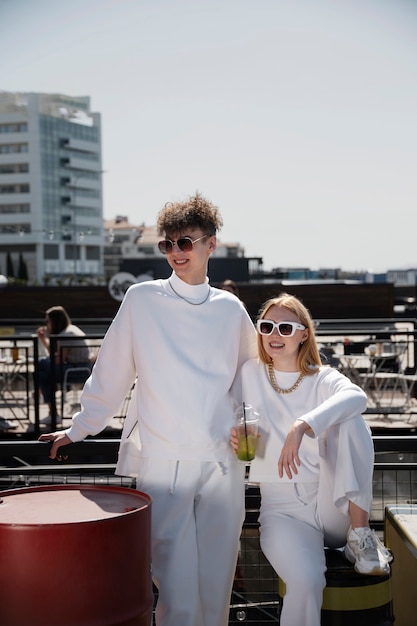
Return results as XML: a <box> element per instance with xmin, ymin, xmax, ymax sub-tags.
<box><xmin>38</xmin><ymin>431</ymin><xmax>72</xmax><ymax>460</ymax></box>
<box><xmin>278</xmin><ymin>420</ymin><xmax>309</xmax><ymax>479</ymax></box>
<box><xmin>230</xmin><ymin>426</ymin><xmax>238</xmax><ymax>453</ymax></box>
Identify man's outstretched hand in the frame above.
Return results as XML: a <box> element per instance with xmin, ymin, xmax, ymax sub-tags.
<box><xmin>38</xmin><ymin>431</ymin><xmax>72</xmax><ymax>460</ymax></box>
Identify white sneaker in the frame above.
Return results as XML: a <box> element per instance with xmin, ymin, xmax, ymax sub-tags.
<box><xmin>40</xmin><ymin>414</ymin><xmax>62</xmax><ymax>426</ymax></box>
<box><xmin>373</xmin><ymin>531</ymin><xmax>394</xmax><ymax>564</ymax></box>
<box><xmin>0</xmin><ymin>417</ymin><xmax>17</xmax><ymax>430</ymax></box>
<box><xmin>344</xmin><ymin>526</ymin><xmax>391</xmax><ymax>576</ymax></box>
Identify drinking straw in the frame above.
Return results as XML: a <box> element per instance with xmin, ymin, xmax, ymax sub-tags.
<box><xmin>243</xmin><ymin>402</ymin><xmax>249</xmax><ymax>458</ymax></box>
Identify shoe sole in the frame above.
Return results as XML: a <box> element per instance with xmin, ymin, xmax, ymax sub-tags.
<box><xmin>353</xmin><ymin>562</ymin><xmax>390</xmax><ymax>576</ymax></box>
<box><xmin>344</xmin><ymin>544</ymin><xmax>390</xmax><ymax>576</ymax></box>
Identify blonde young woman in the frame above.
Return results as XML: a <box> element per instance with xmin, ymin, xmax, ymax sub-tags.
<box><xmin>231</xmin><ymin>293</ymin><xmax>392</xmax><ymax>626</ymax></box>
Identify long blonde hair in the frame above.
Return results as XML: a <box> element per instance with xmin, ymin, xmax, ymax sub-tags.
<box><xmin>257</xmin><ymin>292</ymin><xmax>322</xmax><ymax>376</ymax></box>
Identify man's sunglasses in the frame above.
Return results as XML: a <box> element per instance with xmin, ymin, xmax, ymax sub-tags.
<box><xmin>256</xmin><ymin>320</ymin><xmax>306</xmax><ymax>337</ymax></box>
<box><xmin>158</xmin><ymin>235</ymin><xmax>208</xmax><ymax>255</ymax></box>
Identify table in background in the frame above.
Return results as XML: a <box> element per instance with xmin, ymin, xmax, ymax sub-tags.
<box><xmin>0</xmin><ymin>352</ymin><xmax>33</xmax><ymax>422</ymax></box>
<box><xmin>339</xmin><ymin>351</ymin><xmax>417</xmax><ymax>413</ymax></box>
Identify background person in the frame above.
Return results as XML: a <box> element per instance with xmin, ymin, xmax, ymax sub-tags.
<box><xmin>220</xmin><ymin>278</ymin><xmax>240</xmax><ymax>298</ymax></box>
<box><xmin>220</xmin><ymin>278</ymin><xmax>248</xmax><ymax>310</ymax></box>
<box><xmin>231</xmin><ymin>292</ymin><xmax>392</xmax><ymax>626</ymax></box>
<box><xmin>39</xmin><ymin>193</ymin><xmax>257</xmax><ymax>626</ymax></box>
<box><xmin>36</xmin><ymin>305</ymin><xmax>91</xmax><ymax>425</ymax></box>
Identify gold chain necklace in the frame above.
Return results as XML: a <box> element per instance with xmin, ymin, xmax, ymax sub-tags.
<box><xmin>267</xmin><ymin>362</ymin><xmax>304</xmax><ymax>394</ymax></box>
<box><xmin>168</xmin><ymin>279</ymin><xmax>211</xmax><ymax>306</ymax></box>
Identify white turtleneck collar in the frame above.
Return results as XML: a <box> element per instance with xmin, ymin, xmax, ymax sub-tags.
<box><xmin>169</xmin><ymin>271</ymin><xmax>210</xmax><ymax>302</ymax></box>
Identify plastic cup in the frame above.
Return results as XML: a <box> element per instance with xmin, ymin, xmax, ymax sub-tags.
<box><xmin>234</xmin><ymin>404</ymin><xmax>259</xmax><ymax>462</ymax></box>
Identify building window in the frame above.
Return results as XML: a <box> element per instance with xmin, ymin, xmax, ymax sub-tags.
<box><xmin>0</xmin><ymin>143</ymin><xmax>28</xmax><ymax>153</ymax></box>
<box><xmin>44</xmin><ymin>244</ymin><xmax>59</xmax><ymax>260</ymax></box>
<box><xmin>137</xmin><ymin>245</ymin><xmax>155</xmax><ymax>255</ymax></box>
<box><xmin>0</xmin><ymin>122</ymin><xmax>28</xmax><ymax>133</ymax></box>
<box><xmin>0</xmin><ymin>203</ymin><xmax>30</xmax><ymax>214</ymax></box>
<box><xmin>0</xmin><ymin>184</ymin><xmax>30</xmax><ymax>193</ymax></box>
<box><xmin>0</xmin><ymin>163</ymin><xmax>29</xmax><ymax>174</ymax></box>
<box><xmin>0</xmin><ymin>223</ymin><xmax>30</xmax><ymax>234</ymax></box>
<box><xmin>86</xmin><ymin>246</ymin><xmax>100</xmax><ymax>260</ymax></box>
<box><xmin>65</xmin><ymin>245</ymin><xmax>79</xmax><ymax>260</ymax></box>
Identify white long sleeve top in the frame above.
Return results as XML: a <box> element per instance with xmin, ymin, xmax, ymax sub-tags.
<box><xmin>65</xmin><ymin>272</ymin><xmax>257</xmax><ymax>475</ymax></box>
<box><xmin>239</xmin><ymin>359</ymin><xmax>368</xmax><ymax>483</ymax></box>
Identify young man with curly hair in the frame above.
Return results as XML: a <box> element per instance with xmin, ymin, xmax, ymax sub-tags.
<box><xmin>40</xmin><ymin>192</ymin><xmax>257</xmax><ymax>626</ymax></box>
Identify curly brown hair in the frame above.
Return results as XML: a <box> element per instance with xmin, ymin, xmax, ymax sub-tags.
<box><xmin>156</xmin><ymin>192</ymin><xmax>223</xmax><ymax>236</ymax></box>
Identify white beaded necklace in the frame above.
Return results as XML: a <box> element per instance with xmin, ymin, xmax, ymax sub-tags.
<box><xmin>267</xmin><ymin>362</ymin><xmax>304</xmax><ymax>394</ymax></box>
<box><xmin>168</xmin><ymin>278</ymin><xmax>211</xmax><ymax>306</ymax></box>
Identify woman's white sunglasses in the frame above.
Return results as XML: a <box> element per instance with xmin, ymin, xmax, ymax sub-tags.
<box><xmin>256</xmin><ymin>320</ymin><xmax>306</xmax><ymax>337</ymax></box>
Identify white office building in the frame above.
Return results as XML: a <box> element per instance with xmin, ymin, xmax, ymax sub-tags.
<box><xmin>0</xmin><ymin>92</ymin><xmax>104</xmax><ymax>284</ymax></box>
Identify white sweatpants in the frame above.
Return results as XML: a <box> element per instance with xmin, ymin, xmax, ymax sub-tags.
<box><xmin>135</xmin><ymin>457</ymin><xmax>246</xmax><ymax>626</ymax></box>
<box><xmin>259</xmin><ymin>416</ymin><xmax>374</xmax><ymax>626</ymax></box>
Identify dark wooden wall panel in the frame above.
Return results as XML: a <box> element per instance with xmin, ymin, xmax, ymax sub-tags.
<box><xmin>0</xmin><ymin>283</ymin><xmax>395</xmax><ymax>323</ymax></box>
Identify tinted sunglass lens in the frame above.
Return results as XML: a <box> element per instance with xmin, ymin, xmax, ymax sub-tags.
<box><xmin>177</xmin><ymin>238</ymin><xmax>193</xmax><ymax>252</ymax></box>
<box><xmin>158</xmin><ymin>241</ymin><xmax>171</xmax><ymax>254</ymax></box>
<box><xmin>260</xmin><ymin>322</ymin><xmax>273</xmax><ymax>335</ymax></box>
<box><xmin>279</xmin><ymin>324</ymin><xmax>293</xmax><ymax>336</ymax></box>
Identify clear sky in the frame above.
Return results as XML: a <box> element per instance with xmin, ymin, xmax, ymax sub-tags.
<box><xmin>1</xmin><ymin>0</ymin><xmax>416</xmax><ymax>273</ymax></box>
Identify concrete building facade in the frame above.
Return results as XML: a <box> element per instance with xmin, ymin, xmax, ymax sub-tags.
<box><xmin>0</xmin><ymin>92</ymin><xmax>104</xmax><ymax>284</ymax></box>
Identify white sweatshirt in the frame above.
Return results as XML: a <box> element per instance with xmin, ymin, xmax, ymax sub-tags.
<box><xmin>65</xmin><ymin>272</ymin><xmax>257</xmax><ymax>475</ymax></box>
<box><xmin>238</xmin><ymin>359</ymin><xmax>368</xmax><ymax>483</ymax></box>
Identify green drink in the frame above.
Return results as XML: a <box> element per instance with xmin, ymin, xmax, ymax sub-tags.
<box><xmin>234</xmin><ymin>404</ymin><xmax>260</xmax><ymax>462</ymax></box>
<box><xmin>237</xmin><ymin>433</ymin><xmax>258</xmax><ymax>462</ymax></box>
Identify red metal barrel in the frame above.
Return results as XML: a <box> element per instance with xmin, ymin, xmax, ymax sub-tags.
<box><xmin>0</xmin><ymin>484</ymin><xmax>152</xmax><ymax>626</ymax></box>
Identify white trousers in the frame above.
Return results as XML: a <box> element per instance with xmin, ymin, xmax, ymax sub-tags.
<box><xmin>135</xmin><ymin>457</ymin><xmax>246</xmax><ymax>626</ymax></box>
<box><xmin>259</xmin><ymin>416</ymin><xmax>374</xmax><ymax>626</ymax></box>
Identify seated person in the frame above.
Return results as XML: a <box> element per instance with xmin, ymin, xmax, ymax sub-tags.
<box><xmin>230</xmin><ymin>292</ymin><xmax>392</xmax><ymax>626</ymax></box>
<box><xmin>36</xmin><ymin>305</ymin><xmax>92</xmax><ymax>423</ymax></box>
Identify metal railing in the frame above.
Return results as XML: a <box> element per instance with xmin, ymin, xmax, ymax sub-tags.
<box><xmin>0</xmin><ymin>334</ymin><xmax>130</xmax><ymax>435</ymax></box>
<box><xmin>314</xmin><ymin>318</ymin><xmax>417</xmax><ymax>374</ymax></box>
<box><xmin>1</xmin><ymin>320</ymin><xmax>417</xmax><ymax>436</ymax></box>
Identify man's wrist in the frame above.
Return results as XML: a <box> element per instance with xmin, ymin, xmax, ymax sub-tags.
<box><xmin>295</xmin><ymin>418</ymin><xmax>313</xmax><ymax>435</ymax></box>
